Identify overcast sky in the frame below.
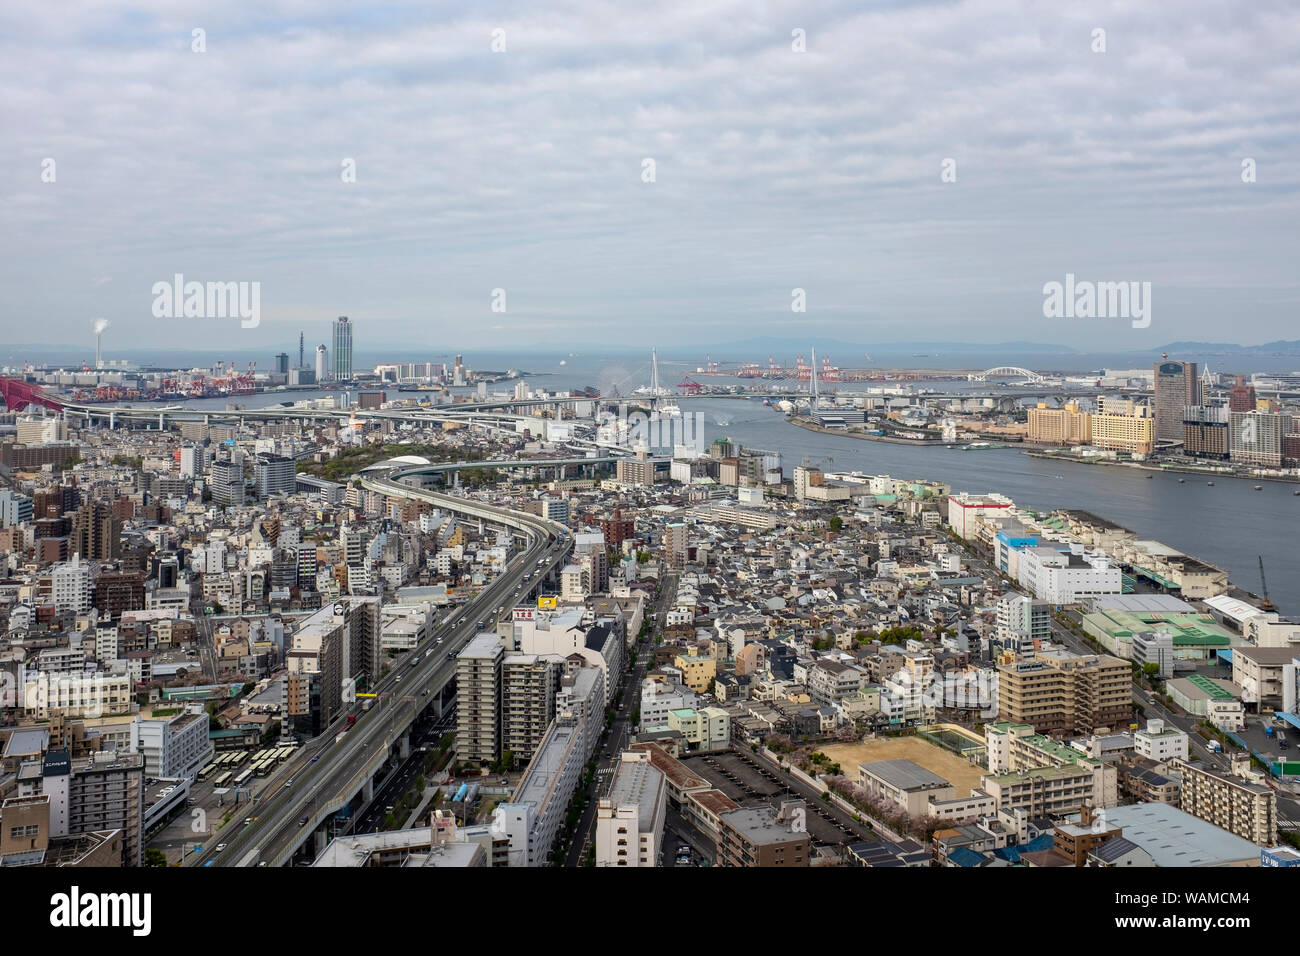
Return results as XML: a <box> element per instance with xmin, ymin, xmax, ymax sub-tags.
<box><xmin>2</xmin><ymin>0</ymin><xmax>1298</xmax><ymax>358</ymax></box>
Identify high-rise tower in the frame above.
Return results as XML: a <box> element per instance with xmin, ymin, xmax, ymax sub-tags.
<box><xmin>332</xmin><ymin>316</ymin><xmax>353</xmax><ymax>381</ymax></box>
<box><xmin>1153</xmin><ymin>357</ymin><xmax>1200</xmax><ymax>444</ymax></box>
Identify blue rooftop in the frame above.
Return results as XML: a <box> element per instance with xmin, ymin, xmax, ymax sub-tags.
<box><xmin>947</xmin><ymin>847</ymin><xmax>987</xmax><ymax>868</ymax></box>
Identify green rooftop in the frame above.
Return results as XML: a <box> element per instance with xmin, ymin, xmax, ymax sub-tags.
<box><xmin>1186</xmin><ymin>674</ymin><xmax>1235</xmax><ymax>700</ymax></box>
<box><xmin>1082</xmin><ymin>609</ymin><xmax>1233</xmax><ymax>646</ymax></box>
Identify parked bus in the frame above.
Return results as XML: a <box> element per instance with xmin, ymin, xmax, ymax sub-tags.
<box><xmin>233</xmin><ymin>768</ymin><xmax>253</xmax><ymax>787</ymax></box>
<box><xmin>212</xmin><ymin>771</ymin><xmax>234</xmax><ymax>788</ymax></box>
<box><xmin>253</xmin><ymin>759</ymin><xmax>274</xmax><ymax>777</ymax></box>
<box><xmin>276</xmin><ymin>747</ymin><xmax>293</xmax><ymax>763</ymax></box>
<box><xmin>197</xmin><ymin>763</ymin><xmax>219</xmax><ymax>781</ymax></box>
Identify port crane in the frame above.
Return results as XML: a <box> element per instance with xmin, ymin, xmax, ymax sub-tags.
<box><xmin>1259</xmin><ymin>556</ymin><xmax>1276</xmax><ymax>612</ymax></box>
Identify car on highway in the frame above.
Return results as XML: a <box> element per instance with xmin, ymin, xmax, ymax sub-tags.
<box><xmin>312</xmin><ymin>754</ymin><xmax>320</xmax><ymax>761</ymax></box>
<box><xmin>215</xmin><ymin>843</ymin><xmax>227</xmax><ymax>852</ymax></box>
<box><xmin>284</xmin><ymin>778</ymin><xmax>294</xmax><ymax>788</ymax></box>
<box><xmin>244</xmin><ymin>817</ymin><xmax>253</xmax><ymax>825</ymax></box>
<box><xmin>298</xmin><ymin>816</ymin><xmax>309</xmax><ymax>827</ymax></box>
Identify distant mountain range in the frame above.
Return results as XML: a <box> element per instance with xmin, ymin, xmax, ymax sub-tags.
<box><xmin>1146</xmin><ymin>340</ymin><xmax>1300</xmax><ymax>353</ymax></box>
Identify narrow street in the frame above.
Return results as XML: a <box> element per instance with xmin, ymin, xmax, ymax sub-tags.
<box><xmin>564</xmin><ymin>573</ymin><xmax>676</xmax><ymax>866</ymax></box>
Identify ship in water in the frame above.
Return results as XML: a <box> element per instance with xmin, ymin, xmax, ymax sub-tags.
<box><xmin>573</xmin><ymin>385</ymin><xmax>600</xmax><ymax>398</ymax></box>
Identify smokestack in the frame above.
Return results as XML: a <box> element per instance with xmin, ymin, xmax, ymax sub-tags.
<box><xmin>92</xmin><ymin>318</ymin><xmax>110</xmax><ymax>369</ymax></box>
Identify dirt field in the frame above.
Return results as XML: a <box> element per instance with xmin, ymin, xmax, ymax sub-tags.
<box><xmin>820</xmin><ymin>738</ymin><xmax>986</xmax><ymax>794</ymax></box>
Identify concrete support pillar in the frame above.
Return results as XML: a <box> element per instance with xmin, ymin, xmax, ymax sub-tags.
<box><xmin>363</xmin><ymin>777</ymin><xmax>374</xmax><ymax>802</ymax></box>
<box><xmin>109</xmin><ymin>411</ymin><xmax>116</xmax><ymax>429</ymax></box>
<box><xmin>159</xmin><ymin>412</ymin><xmax>165</xmax><ymax>429</ymax></box>
<box><xmin>398</xmin><ymin>735</ymin><xmax>410</xmax><ymax>760</ymax></box>
<box><xmin>314</xmin><ymin>827</ymin><xmax>327</xmax><ymax>856</ymax></box>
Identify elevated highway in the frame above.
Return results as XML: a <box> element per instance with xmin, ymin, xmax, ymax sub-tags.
<box><xmin>195</xmin><ymin>466</ymin><xmax>572</xmax><ymax>867</ymax></box>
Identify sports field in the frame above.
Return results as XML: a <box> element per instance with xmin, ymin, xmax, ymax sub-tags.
<box><xmin>820</xmin><ymin>738</ymin><xmax>986</xmax><ymax>793</ymax></box>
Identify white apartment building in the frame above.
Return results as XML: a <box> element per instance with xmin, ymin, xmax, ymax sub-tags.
<box><xmin>806</xmin><ymin>660</ymin><xmax>865</xmax><ymax>708</ymax></box>
<box><xmin>1133</xmin><ymin>719</ymin><xmax>1189</xmax><ymax>763</ymax></box>
<box><xmin>179</xmin><ymin>444</ymin><xmax>208</xmax><ymax>478</ymax></box>
<box><xmin>129</xmin><ymin>708</ymin><xmax>214</xmax><ymax>779</ymax></box>
<box><xmin>557</xmin><ymin>666</ymin><xmax>605</xmax><ymax>762</ymax></box>
<box><xmin>500</xmin><ymin>714</ymin><xmax>585</xmax><ymax>866</ymax></box>
<box><xmin>641</xmin><ymin>679</ymin><xmax>698</xmax><ymax>729</ymax></box>
<box><xmin>560</xmin><ymin>564</ymin><xmax>586</xmax><ymax>602</ymax></box>
<box><xmin>514</xmin><ymin>609</ymin><xmax>622</xmax><ymax>705</ymax></box>
<box><xmin>596</xmin><ymin>751</ymin><xmax>667</xmax><ymax>867</ymax></box>
<box><xmin>21</xmin><ymin>671</ymin><xmax>132</xmax><ymax>719</ymax></box>
<box><xmin>52</xmin><ymin>555</ymin><xmax>92</xmax><ymax>614</ymax></box>
<box><xmin>881</xmin><ymin>653</ymin><xmax>936</xmax><ymax>725</ymax></box>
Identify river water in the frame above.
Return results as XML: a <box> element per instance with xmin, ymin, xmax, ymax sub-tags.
<box><xmin>147</xmin><ymin>374</ymin><xmax>1299</xmax><ymax>615</ymax></box>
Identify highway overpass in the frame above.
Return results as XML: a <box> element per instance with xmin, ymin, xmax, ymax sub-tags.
<box><xmin>195</xmin><ymin>466</ymin><xmax>573</xmax><ymax>867</ymax></box>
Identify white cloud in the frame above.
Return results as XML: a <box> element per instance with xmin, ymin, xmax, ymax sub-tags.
<box><xmin>0</xmin><ymin>0</ymin><xmax>1297</xmax><ymax>354</ymax></box>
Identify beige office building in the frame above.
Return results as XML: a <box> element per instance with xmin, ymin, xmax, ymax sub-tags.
<box><xmin>1028</xmin><ymin>403</ymin><xmax>1092</xmax><ymax>446</ymax></box>
<box><xmin>1091</xmin><ymin>398</ymin><xmax>1155</xmax><ymax>456</ymax></box>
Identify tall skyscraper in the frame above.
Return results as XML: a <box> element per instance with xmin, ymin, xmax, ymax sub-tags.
<box><xmin>1153</xmin><ymin>359</ymin><xmax>1200</xmax><ymax>444</ymax></box>
<box><xmin>316</xmin><ymin>344</ymin><xmax>328</xmax><ymax>381</ymax></box>
<box><xmin>332</xmin><ymin>316</ymin><xmax>353</xmax><ymax>381</ymax></box>
<box><xmin>274</xmin><ymin>352</ymin><xmax>290</xmax><ymax>374</ymax></box>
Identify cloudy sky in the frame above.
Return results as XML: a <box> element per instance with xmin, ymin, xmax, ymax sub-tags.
<box><xmin>2</xmin><ymin>0</ymin><xmax>1298</xmax><ymax>358</ymax></box>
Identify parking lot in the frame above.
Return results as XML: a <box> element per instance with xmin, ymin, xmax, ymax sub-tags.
<box><xmin>684</xmin><ymin>750</ymin><xmax>870</xmax><ymax>848</ymax></box>
<box><xmin>1236</xmin><ymin>712</ymin><xmax>1295</xmax><ymax>764</ymax></box>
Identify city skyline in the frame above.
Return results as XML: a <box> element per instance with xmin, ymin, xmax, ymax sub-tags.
<box><xmin>3</xmin><ymin>1</ymin><xmax>1298</xmax><ymax>351</ymax></box>
<box><xmin>1</xmin><ymin>0</ymin><xmax>1298</xmax><ymax>901</ymax></box>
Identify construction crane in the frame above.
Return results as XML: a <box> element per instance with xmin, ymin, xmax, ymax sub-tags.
<box><xmin>1259</xmin><ymin>556</ymin><xmax>1276</xmax><ymax>611</ymax></box>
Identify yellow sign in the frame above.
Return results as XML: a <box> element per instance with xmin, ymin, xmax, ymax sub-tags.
<box><xmin>537</xmin><ymin>596</ymin><xmax>557</xmax><ymax>610</ymax></box>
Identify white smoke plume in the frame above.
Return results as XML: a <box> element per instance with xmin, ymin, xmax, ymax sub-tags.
<box><xmin>92</xmin><ymin>318</ymin><xmax>110</xmax><ymax>335</ymax></box>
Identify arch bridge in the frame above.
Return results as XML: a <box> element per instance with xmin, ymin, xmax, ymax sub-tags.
<box><xmin>967</xmin><ymin>366</ymin><xmax>1045</xmax><ymax>383</ymax></box>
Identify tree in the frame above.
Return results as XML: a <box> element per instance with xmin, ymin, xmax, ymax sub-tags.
<box><xmin>145</xmin><ymin>849</ymin><xmax>168</xmax><ymax>867</ymax></box>
<box><xmin>1141</xmin><ymin>662</ymin><xmax>1160</xmax><ymax>679</ymax></box>
<box><xmin>828</xmin><ymin>516</ymin><xmax>843</xmax><ymax>533</ymax></box>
